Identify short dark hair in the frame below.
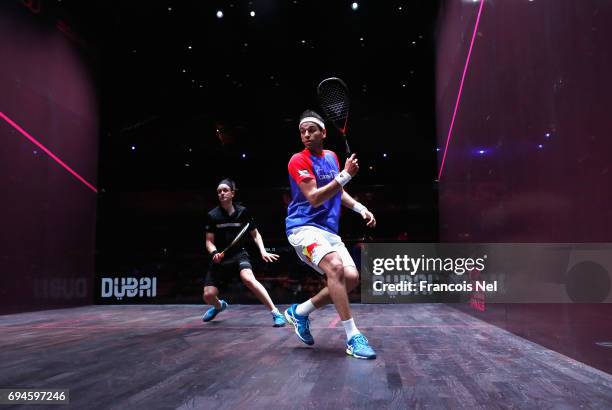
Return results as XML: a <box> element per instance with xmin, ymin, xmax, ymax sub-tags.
<box><xmin>217</xmin><ymin>178</ymin><xmax>236</xmax><ymax>191</ymax></box>
<box><xmin>299</xmin><ymin>110</ymin><xmax>325</xmax><ymax>130</ymax></box>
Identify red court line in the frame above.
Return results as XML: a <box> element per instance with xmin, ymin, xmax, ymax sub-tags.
<box><xmin>0</xmin><ymin>111</ymin><xmax>98</xmax><ymax>193</ymax></box>
<box><xmin>437</xmin><ymin>0</ymin><xmax>485</xmax><ymax>181</ymax></box>
<box><xmin>327</xmin><ymin>315</ymin><xmax>341</xmax><ymax>328</ymax></box>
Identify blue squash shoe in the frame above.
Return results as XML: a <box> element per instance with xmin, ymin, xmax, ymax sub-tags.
<box><xmin>284</xmin><ymin>304</ymin><xmax>314</xmax><ymax>345</ymax></box>
<box><xmin>346</xmin><ymin>334</ymin><xmax>376</xmax><ymax>360</ymax></box>
<box><xmin>271</xmin><ymin>310</ymin><xmax>286</xmax><ymax>327</ymax></box>
<box><xmin>202</xmin><ymin>300</ymin><xmax>228</xmax><ymax>322</ymax></box>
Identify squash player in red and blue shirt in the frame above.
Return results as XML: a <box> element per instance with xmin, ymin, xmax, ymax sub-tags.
<box><xmin>284</xmin><ymin>110</ymin><xmax>377</xmax><ymax>360</ymax></box>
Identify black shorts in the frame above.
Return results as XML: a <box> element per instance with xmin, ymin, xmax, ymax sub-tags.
<box><xmin>203</xmin><ymin>251</ymin><xmax>253</xmax><ymax>289</ymax></box>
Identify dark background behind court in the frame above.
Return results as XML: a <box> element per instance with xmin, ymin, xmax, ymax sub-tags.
<box><xmin>0</xmin><ymin>0</ymin><xmax>441</xmax><ymax>310</ymax></box>
<box><xmin>92</xmin><ymin>0</ymin><xmax>441</xmax><ymax>304</ymax></box>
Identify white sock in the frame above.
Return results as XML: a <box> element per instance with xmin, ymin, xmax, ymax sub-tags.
<box><xmin>295</xmin><ymin>299</ymin><xmax>316</xmax><ymax>317</ymax></box>
<box><xmin>342</xmin><ymin>318</ymin><xmax>360</xmax><ymax>341</ymax></box>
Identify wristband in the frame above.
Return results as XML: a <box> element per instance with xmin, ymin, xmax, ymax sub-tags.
<box><xmin>352</xmin><ymin>202</ymin><xmax>367</xmax><ymax>214</ymax></box>
<box><xmin>334</xmin><ymin>170</ymin><xmax>352</xmax><ymax>187</ymax></box>
<box><xmin>211</xmin><ymin>250</ymin><xmax>219</xmax><ymax>257</ymax></box>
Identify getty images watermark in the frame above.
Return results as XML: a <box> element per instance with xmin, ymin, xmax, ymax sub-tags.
<box><xmin>361</xmin><ymin>243</ymin><xmax>612</xmax><ymax>303</ymax></box>
<box><xmin>371</xmin><ymin>253</ymin><xmax>491</xmax><ymax>294</ymax></box>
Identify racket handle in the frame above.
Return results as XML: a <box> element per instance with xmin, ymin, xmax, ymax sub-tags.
<box><xmin>343</xmin><ymin>136</ymin><xmax>352</xmax><ymax>156</ymax></box>
<box><xmin>213</xmin><ymin>251</ymin><xmax>225</xmax><ymax>263</ymax></box>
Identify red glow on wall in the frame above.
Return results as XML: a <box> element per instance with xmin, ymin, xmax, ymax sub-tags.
<box><xmin>437</xmin><ymin>0</ymin><xmax>485</xmax><ymax>181</ymax></box>
<box><xmin>0</xmin><ymin>111</ymin><xmax>98</xmax><ymax>193</ymax></box>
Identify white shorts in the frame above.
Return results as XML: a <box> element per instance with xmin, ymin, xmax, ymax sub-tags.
<box><xmin>287</xmin><ymin>225</ymin><xmax>356</xmax><ymax>275</ymax></box>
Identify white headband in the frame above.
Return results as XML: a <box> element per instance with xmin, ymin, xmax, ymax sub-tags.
<box><xmin>299</xmin><ymin>117</ymin><xmax>325</xmax><ymax>130</ymax></box>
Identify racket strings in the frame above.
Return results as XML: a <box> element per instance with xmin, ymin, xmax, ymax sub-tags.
<box><xmin>319</xmin><ymin>84</ymin><xmax>349</xmax><ymax>124</ymax></box>
<box><xmin>317</xmin><ymin>77</ymin><xmax>352</xmax><ymax>153</ymax></box>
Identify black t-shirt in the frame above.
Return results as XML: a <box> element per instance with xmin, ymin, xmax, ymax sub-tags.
<box><xmin>204</xmin><ymin>204</ymin><xmax>257</xmax><ymax>256</ymax></box>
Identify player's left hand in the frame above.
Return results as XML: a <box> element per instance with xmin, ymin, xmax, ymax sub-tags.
<box><xmin>261</xmin><ymin>251</ymin><xmax>280</xmax><ymax>263</ymax></box>
<box><xmin>361</xmin><ymin>209</ymin><xmax>376</xmax><ymax>228</ymax></box>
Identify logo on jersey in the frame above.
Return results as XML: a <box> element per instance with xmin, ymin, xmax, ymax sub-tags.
<box><xmin>316</xmin><ymin>168</ymin><xmax>337</xmax><ymax>181</ymax></box>
<box><xmin>298</xmin><ymin>169</ymin><xmax>311</xmax><ymax>177</ymax></box>
<box><xmin>302</xmin><ymin>242</ymin><xmax>320</xmax><ymax>262</ymax></box>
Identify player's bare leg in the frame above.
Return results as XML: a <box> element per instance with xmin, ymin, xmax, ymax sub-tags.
<box><xmin>240</xmin><ymin>269</ymin><xmax>286</xmax><ymax>327</ymax></box>
<box><xmin>310</xmin><ymin>266</ymin><xmax>359</xmax><ymax>309</ymax></box>
<box><xmin>202</xmin><ymin>285</ymin><xmax>228</xmax><ymax>322</ymax></box>
<box><xmin>239</xmin><ymin>269</ymin><xmax>275</xmax><ymax>310</ymax></box>
<box><xmin>203</xmin><ymin>286</ymin><xmax>221</xmax><ymax>309</ymax></box>
<box><xmin>317</xmin><ymin>253</ymin><xmax>353</xmax><ymax>320</ymax></box>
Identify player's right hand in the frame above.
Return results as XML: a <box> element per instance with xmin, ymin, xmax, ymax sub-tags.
<box><xmin>212</xmin><ymin>252</ymin><xmax>225</xmax><ymax>263</ymax></box>
<box><xmin>344</xmin><ymin>153</ymin><xmax>359</xmax><ymax>177</ymax></box>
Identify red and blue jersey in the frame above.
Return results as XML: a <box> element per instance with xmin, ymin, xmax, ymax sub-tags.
<box><xmin>286</xmin><ymin>149</ymin><xmax>342</xmax><ymax>235</ymax></box>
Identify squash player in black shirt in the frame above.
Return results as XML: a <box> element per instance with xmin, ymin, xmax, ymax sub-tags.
<box><xmin>202</xmin><ymin>178</ymin><xmax>286</xmax><ymax>327</ymax></box>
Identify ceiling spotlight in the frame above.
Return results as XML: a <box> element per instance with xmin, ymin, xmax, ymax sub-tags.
<box><xmin>131</xmin><ymin>145</ymin><xmax>136</xmax><ymax>151</ymax></box>
<box><xmin>241</xmin><ymin>153</ymin><xmax>247</xmax><ymax>159</ymax></box>
<box><xmin>351</xmin><ymin>2</ymin><xmax>359</xmax><ymax>11</ymax></box>
<box><xmin>187</xmin><ymin>45</ymin><xmax>192</xmax><ymax>50</ymax></box>
<box><xmin>250</xmin><ymin>11</ymin><xmax>255</xmax><ymax>17</ymax></box>
<box><xmin>216</xmin><ymin>10</ymin><xmax>224</xmax><ymax>18</ymax></box>
<box><xmin>383</xmin><ymin>153</ymin><xmax>387</xmax><ymax>158</ymax></box>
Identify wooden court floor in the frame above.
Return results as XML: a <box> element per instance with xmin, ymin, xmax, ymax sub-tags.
<box><xmin>1</xmin><ymin>304</ymin><xmax>611</xmax><ymax>409</ymax></box>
